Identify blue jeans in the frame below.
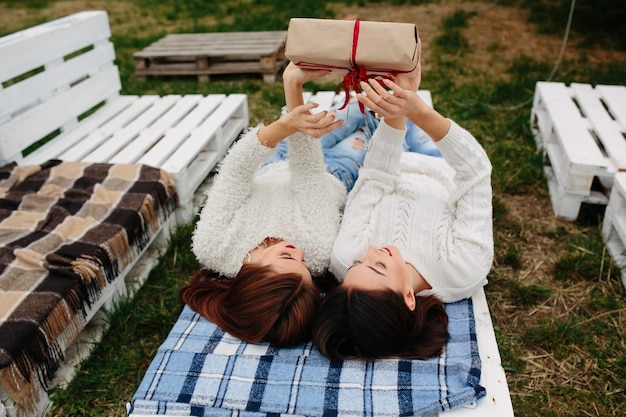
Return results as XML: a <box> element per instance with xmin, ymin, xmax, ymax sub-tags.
<box><xmin>261</xmin><ymin>101</ymin><xmax>379</xmax><ymax>192</ymax></box>
<box><xmin>403</xmin><ymin>120</ymin><xmax>443</xmax><ymax>157</ymax></box>
<box><xmin>260</xmin><ymin>103</ymin><xmax>442</xmax><ymax>192</ymax></box>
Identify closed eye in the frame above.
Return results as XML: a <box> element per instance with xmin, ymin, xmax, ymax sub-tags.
<box><xmin>348</xmin><ymin>260</ymin><xmax>385</xmax><ymax>276</ymax></box>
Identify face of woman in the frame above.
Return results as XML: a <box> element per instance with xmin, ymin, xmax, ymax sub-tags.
<box><xmin>247</xmin><ymin>240</ymin><xmax>312</xmax><ymax>283</ymax></box>
<box><xmin>342</xmin><ymin>245</ymin><xmax>416</xmax><ymax>310</ymax></box>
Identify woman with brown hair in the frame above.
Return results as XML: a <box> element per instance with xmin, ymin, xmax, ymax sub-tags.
<box><xmin>179</xmin><ymin>64</ymin><xmax>349</xmax><ymax>347</ymax></box>
<box><xmin>312</xmin><ymin>54</ymin><xmax>494</xmax><ymax>360</ymax></box>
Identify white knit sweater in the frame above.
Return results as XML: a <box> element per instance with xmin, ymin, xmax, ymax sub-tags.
<box><xmin>192</xmin><ymin>126</ymin><xmax>346</xmax><ymax>278</ymax></box>
<box><xmin>330</xmin><ymin>120</ymin><xmax>493</xmax><ymax>303</ymax></box>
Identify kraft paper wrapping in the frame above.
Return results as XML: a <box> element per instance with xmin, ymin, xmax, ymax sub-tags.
<box><xmin>285</xmin><ymin>18</ymin><xmax>420</xmax><ymax>75</ymax></box>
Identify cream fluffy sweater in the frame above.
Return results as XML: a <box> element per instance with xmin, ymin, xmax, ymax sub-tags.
<box><xmin>330</xmin><ymin>120</ymin><xmax>493</xmax><ymax>303</ymax></box>
<box><xmin>192</xmin><ymin>126</ymin><xmax>346</xmax><ymax>278</ymax></box>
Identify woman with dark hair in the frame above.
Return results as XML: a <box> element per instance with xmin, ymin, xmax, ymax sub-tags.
<box><xmin>312</xmin><ymin>51</ymin><xmax>494</xmax><ymax>360</ymax></box>
<box><xmin>180</xmin><ymin>65</ymin><xmax>348</xmax><ymax>347</ymax></box>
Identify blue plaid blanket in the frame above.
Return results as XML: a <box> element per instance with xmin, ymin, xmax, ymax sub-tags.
<box><xmin>129</xmin><ymin>298</ymin><xmax>485</xmax><ymax>417</ymax></box>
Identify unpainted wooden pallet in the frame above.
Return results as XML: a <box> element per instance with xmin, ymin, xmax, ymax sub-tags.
<box><xmin>134</xmin><ymin>31</ymin><xmax>288</xmax><ymax>83</ymax></box>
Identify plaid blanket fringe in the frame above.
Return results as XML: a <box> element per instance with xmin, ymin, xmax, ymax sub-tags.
<box><xmin>0</xmin><ymin>160</ymin><xmax>178</xmax><ymax>414</ymax></box>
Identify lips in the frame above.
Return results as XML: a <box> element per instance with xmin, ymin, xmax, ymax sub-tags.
<box><xmin>380</xmin><ymin>247</ymin><xmax>392</xmax><ymax>257</ymax></box>
<box><xmin>285</xmin><ymin>244</ymin><xmax>295</xmax><ymax>249</ymax></box>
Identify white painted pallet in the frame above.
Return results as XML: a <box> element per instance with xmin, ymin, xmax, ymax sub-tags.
<box><xmin>128</xmin><ymin>90</ymin><xmax>514</xmax><ymax>417</ymax></box>
<box><xmin>0</xmin><ymin>10</ymin><xmax>249</xmax><ymax>224</ymax></box>
<box><xmin>531</xmin><ymin>81</ymin><xmax>626</xmax><ymax>220</ymax></box>
<box><xmin>0</xmin><ymin>11</ymin><xmax>248</xmax><ymax>417</ymax></box>
<box><xmin>602</xmin><ymin>172</ymin><xmax>626</xmax><ymax>289</ymax></box>
<box><xmin>0</xmin><ymin>218</ymin><xmax>175</xmax><ymax>417</ymax></box>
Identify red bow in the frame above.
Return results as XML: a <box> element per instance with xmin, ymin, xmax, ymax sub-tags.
<box><xmin>337</xmin><ymin>65</ymin><xmax>368</xmax><ymax>113</ymax></box>
<box><xmin>335</xmin><ymin>20</ymin><xmax>393</xmax><ymax>114</ymax></box>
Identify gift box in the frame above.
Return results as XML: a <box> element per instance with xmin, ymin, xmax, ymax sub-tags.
<box><xmin>285</xmin><ymin>18</ymin><xmax>420</xmax><ymax>112</ymax></box>
<box><xmin>285</xmin><ymin>18</ymin><xmax>420</xmax><ymax>76</ymax></box>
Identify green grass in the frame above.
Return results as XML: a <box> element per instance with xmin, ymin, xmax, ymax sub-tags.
<box><xmin>2</xmin><ymin>0</ymin><xmax>625</xmax><ymax>415</ymax></box>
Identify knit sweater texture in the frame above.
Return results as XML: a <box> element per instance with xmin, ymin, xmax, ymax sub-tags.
<box><xmin>192</xmin><ymin>126</ymin><xmax>346</xmax><ymax>278</ymax></box>
<box><xmin>330</xmin><ymin>120</ymin><xmax>493</xmax><ymax>303</ymax></box>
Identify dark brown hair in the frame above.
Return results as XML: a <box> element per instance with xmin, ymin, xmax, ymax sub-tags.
<box><xmin>178</xmin><ymin>264</ymin><xmax>321</xmax><ymax>346</ymax></box>
<box><xmin>312</xmin><ymin>287</ymin><xmax>449</xmax><ymax>360</ymax></box>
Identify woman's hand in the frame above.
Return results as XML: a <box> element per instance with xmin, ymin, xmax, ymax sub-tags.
<box><xmin>354</xmin><ymin>37</ymin><xmax>423</xmax><ymax>124</ymax></box>
<box><xmin>283</xmin><ymin>62</ymin><xmax>332</xmax><ymax>87</ymax></box>
<box><xmin>283</xmin><ymin>102</ymin><xmax>343</xmax><ymax>138</ymax></box>
<box><xmin>258</xmin><ymin>102</ymin><xmax>343</xmax><ymax>147</ymax></box>
<box><xmin>283</xmin><ymin>62</ymin><xmax>333</xmax><ymax>112</ymax></box>
<box><xmin>355</xmin><ymin>61</ymin><xmax>424</xmax><ymax>122</ymax></box>
<box><xmin>354</xmin><ymin>45</ymin><xmax>450</xmax><ymax>142</ymax></box>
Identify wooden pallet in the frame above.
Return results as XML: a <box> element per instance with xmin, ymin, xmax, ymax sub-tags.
<box><xmin>602</xmin><ymin>172</ymin><xmax>626</xmax><ymax>289</ymax></box>
<box><xmin>0</xmin><ymin>11</ymin><xmax>248</xmax><ymax>417</ymax></box>
<box><xmin>127</xmin><ymin>90</ymin><xmax>515</xmax><ymax>417</ymax></box>
<box><xmin>134</xmin><ymin>31</ymin><xmax>287</xmax><ymax>83</ymax></box>
<box><xmin>531</xmin><ymin>81</ymin><xmax>626</xmax><ymax>220</ymax></box>
<box><xmin>0</xmin><ymin>12</ymin><xmax>249</xmax><ymax>225</ymax></box>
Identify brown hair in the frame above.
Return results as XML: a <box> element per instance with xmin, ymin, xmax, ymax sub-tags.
<box><xmin>178</xmin><ymin>264</ymin><xmax>321</xmax><ymax>346</ymax></box>
<box><xmin>312</xmin><ymin>287</ymin><xmax>449</xmax><ymax>360</ymax></box>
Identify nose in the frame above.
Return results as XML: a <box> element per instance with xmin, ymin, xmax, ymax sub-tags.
<box><xmin>366</xmin><ymin>245</ymin><xmax>378</xmax><ymax>254</ymax></box>
<box><xmin>285</xmin><ymin>243</ymin><xmax>305</xmax><ymax>261</ymax></box>
<box><xmin>362</xmin><ymin>245</ymin><xmax>382</xmax><ymax>260</ymax></box>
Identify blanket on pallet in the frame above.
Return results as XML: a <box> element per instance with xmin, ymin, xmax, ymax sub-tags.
<box><xmin>0</xmin><ymin>160</ymin><xmax>177</xmax><ymax>412</ymax></box>
<box><xmin>129</xmin><ymin>299</ymin><xmax>485</xmax><ymax>417</ymax></box>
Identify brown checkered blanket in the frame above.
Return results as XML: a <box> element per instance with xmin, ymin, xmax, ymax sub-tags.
<box><xmin>0</xmin><ymin>160</ymin><xmax>177</xmax><ymax>412</ymax></box>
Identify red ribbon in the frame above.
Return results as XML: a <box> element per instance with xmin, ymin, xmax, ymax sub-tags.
<box><xmin>336</xmin><ymin>20</ymin><xmax>393</xmax><ymax>114</ymax></box>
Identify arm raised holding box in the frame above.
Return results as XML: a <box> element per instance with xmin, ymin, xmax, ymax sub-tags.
<box><xmin>183</xmin><ymin>64</ymin><xmax>347</xmax><ymax>348</ymax></box>
<box><xmin>313</xmin><ymin>49</ymin><xmax>494</xmax><ymax>360</ymax></box>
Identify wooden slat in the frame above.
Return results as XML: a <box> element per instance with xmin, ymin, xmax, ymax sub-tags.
<box><xmin>82</xmin><ymin>96</ymin><xmax>182</xmax><ymax>163</ymax></box>
<box><xmin>165</xmin><ymin>99</ymin><xmax>248</xmax><ymax>205</ymax></box>
<box><xmin>535</xmin><ymin>82</ymin><xmax>607</xmax><ymax>173</ymax></box>
<box><xmin>135</xmin><ymin>32</ymin><xmax>287</xmax><ymax>58</ymax></box>
<box><xmin>137</xmin><ymin>95</ymin><xmax>227</xmax><ymax>168</ymax></box>
<box><xmin>137</xmin><ymin>61</ymin><xmax>272</xmax><ymax>75</ymax></box>
<box><xmin>307</xmin><ymin>91</ymin><xmax>340</xmax><ymax>113</ymax></box>
<box><xmin>0</xmin><ymin>11</ymin><xmax>111</xmax><ymax>82</ymax></box>
<box><xmin>163</xmin><ymin>94</ymin><xmax>247</xmax><ymax>173</ymax></box>
<box><xmin>59</xmin><ymin>96</ymin><xmax>159</xmax><ymax>161</ymax></box>
<box><xmin>602</xmin><ymin>173</ymin><xmax>626</xmax><ymax>289</ymax></box>
<box><xmin>597</xmin><ymin>84</ymin><xmax>626</xmax><ymax>133</ymax></box>
<box><xmin>571</xmin><ymin>83</ymin><xmax>626</xmax><ymax>171</ymax></box>
<box><xmin>0</xmin><ymin>66</ymin><xmax>122</xmax><ymax>162</ymax></box>
<box><xmin>0</xmin><ymin>41</ymin><xmax>116</xmax><ymax>121</ymax></box>
<box><xmin>22</xmin><ymin>96</ymin><xmax>137</xmax><ymax>166</ymax></box>
<box><xmin>109</xmin><ymin>95</ymin><xmax>204</xmax><ymax>164</ymax></box>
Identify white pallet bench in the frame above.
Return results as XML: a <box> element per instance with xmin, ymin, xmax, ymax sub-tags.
<box><xmin>128</xmin><ymin>90</ymin><xmax>514</xmax><ymax>417</ymax></box>
<box><xmin>602</xmin><ymin>172</ymin><xmax>626</xmax><ymax>288</ymax></box>
<box><xmin>0</xmin><ymin>10</ymin><xmax>249</xmax><ymax>225</ymax></box>
<box><xmin>300</xmin><ymin>89</ymin><xmax>514</xmax><ymax>417</ymax></box>
<box><xmin>0</xmin><ymin>219</ymin><xmax>174</xmax><ymax>417</ymax></box>
<box><xmin>0</xmin><ymin>10</ymin><xmax>248</xmax><ymax>417</ymax></box>
<box><xmin>531</xmin><ymin>81</ymin><xmax>626</xmax><ymax>220</ymax></box>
